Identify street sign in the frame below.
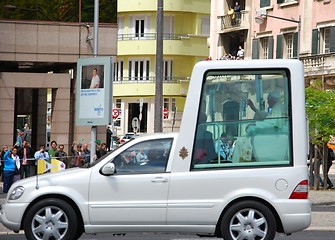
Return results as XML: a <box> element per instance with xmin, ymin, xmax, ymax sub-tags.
<box><xmin>132</xmin><ymin>117</ymin><xmax>140</xmax><ymax>132</ymax></box>
<box><xmin>112</xmin><ymin>108</ymin><xmax>120</xmax><ymax>119</ymax></box>
<box><xmin>163</xmin><ymin>108</ymin><xmax>169</xmax><ymax>117</ymax></box>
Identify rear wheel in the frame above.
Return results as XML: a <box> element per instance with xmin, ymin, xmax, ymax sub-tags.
<box><xmin>23</xmin><ymin>198</ymin><xmax>82</xmax><ymax>240</ymax></box>
<box><xmin>221</xmin><ymin>200</ymin><xmax>276</xmax><ymax>240</ymax></box>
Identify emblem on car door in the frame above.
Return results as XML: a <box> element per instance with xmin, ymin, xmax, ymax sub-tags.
<box><xmin>179</xmin><ymin>147</ymin><xmax>188</xmax><ymax>159</ymax></box>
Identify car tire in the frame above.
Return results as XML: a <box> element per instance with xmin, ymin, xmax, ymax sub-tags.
<box><xmin>220</xmin><ymin>200</ymin><xmax>276</xmax><ymax>240</ymax></box>
<box><xmin>23</xmin><ymin>198</ymin><xmax>81</xmax><ymax>240</ymax></box>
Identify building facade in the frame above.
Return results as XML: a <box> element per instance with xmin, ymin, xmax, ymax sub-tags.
<box><xmin>210</xmin><ymin>0</ymin><xmax>335</xmax><ymax>87</ymax></box>
<box><xmin>114</xmin><ymin>0</ymin><xmax>210</xmax><ymax>134</ymax></box>
<box><xmin>0</xmin><ymin>20</ymin><xmax>117</xmax><ymax>151</ymax></box>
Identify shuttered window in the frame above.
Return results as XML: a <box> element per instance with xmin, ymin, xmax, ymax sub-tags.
<box><xmin>311</xmin><ymin>29</ymin><xmax>319</xmax><ymax>55</ymax></box>
<box><xmin>252</xmin><ymin>38</ymin><xmax>259</xmax><ymax>59</ymax></box>
<box><xmin>276</xmin><ymin>35</ymin><xmax>283</xmax><ymax>59</ymax></box>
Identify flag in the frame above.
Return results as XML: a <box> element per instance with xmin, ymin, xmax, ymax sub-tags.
<box><xmin>37</xmin><ymin>158</ymin><xmax>66</xmax><ymax>174</ymax></box>
<box><xmin>50</xmin><ymin>158</ymin><xmax>66</xmax><ymax>173</ymax></box>
<box><xmin>37</xmin><ymin>159</ymin><xmax>54</xmax><ymax>174</ymax></box>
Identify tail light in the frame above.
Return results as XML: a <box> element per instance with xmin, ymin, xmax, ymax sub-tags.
<box><xmin>289</xmin><ymin>180</ymin><xmax>309</xmax><ymax>199</ymax></box>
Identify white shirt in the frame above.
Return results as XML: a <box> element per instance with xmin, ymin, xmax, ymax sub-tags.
<box><xmin>90</xmin><ymin>75</ymin><xmax>100</xmax><ymax>88</ymax></box>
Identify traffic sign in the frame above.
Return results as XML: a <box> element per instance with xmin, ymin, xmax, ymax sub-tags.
<box><xmin>112</xmin><ymin>108</ymin><xmax>120</xmax><ymax>119</ymax></box>
<box><xmin>163</xmin><ymin>108</ymin><xmax>169</xmax><ymax>117</ymax></box>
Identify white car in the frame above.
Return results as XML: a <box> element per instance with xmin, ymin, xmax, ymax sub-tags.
<box><xmin>0</xmin><ymin>60</ymin><xmax>311</xmax><ymax>240</ymax></box>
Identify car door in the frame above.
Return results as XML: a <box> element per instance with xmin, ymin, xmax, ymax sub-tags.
<box><xmin>88</xmin><ymin>138</ymin><xmax>173</xmax><ymax>226</ymax></box>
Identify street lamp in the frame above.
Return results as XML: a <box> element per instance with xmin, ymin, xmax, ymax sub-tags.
<box><xmin>4</xmin><ymin>4</ymin><xmax>54</xmax><ymax>21</ymax></box>
<box><xmin>255</xmin><ymin>13</ymin><xmax>301</xmax><ymax>60</ymax></box>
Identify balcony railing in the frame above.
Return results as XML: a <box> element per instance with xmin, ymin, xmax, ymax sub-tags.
<box><xmin>301</xmin><ymin>53</ymin><xmax>335</xmax><ymax>78</ymax></box>
<box><xmin>118</xmin><ymin>33</ymin><xmax>186</xmax><ymax>41</ymax></box>
<box><xmin>113</xmin><ymin>76</ymin><xmax>190</xmax><ymax>83</ymax></box>
<box><xmin>218</xmin><ymin>11</ymin><xmax>249</xmax><ymax>31</ymax></box>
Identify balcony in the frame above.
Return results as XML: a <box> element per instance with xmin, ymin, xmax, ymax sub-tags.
<box><xmin>301</xmin><ymin>53</ymin><xmax>335</xmax><ymax>86</ymax></box>
<box><xmin>118</xmin><ymin>33</ymin><xmax>183</xmax><ymax>41</ymax></box>
<box><xmin>218</xmin><ymin>10</ymin><xmax>250</xmax><ymax>33</ymax></box>
<box><xmin>112</xmin><ymin>77</ymin><xmax>190</xmax><ymax>97</ymax></box>
<box><xmin>118</xmin><ymin>33</ymin><xmax>208</xmax><ymax>56</ymax></box>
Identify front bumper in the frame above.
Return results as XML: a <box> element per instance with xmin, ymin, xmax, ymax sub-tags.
<box><xmin>0</xmin><ymin>202</ymin><xmax>29</xmax><ymax>232</ymax></box>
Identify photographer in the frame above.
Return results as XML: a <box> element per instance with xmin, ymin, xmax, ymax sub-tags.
<box><xmin>34</xmin><ymin>144</ymin><xmax>50</xmax><ymax>163</ymax></box>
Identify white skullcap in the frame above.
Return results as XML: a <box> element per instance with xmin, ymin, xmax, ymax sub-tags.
<box><xmin>268</xmin><ymin>91</ymin><xmax>280</xmax><ymax>100</ymax></box>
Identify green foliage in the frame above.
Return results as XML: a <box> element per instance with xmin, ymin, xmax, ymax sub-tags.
<box><xmin>0</xmin><ymin>0</ymin><xmax>117</xmax><ymax>23</ymax></box>
<box><xmin>305</xmin><ymin>81</ymin><xmax>335</xmax><ymax>145</ymax></box>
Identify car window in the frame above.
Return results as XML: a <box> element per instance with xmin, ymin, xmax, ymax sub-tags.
<box><xmin>112</xmin><ymin>138</ymin><xmax>173</xmax><ymax>174</ymax></box>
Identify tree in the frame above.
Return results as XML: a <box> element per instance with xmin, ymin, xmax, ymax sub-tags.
<box><xmin>305</xmin><ymin>80</ymin><xmax>335</xmax><ymax>189</ymax></box>
<box><xmin>0</xmin><ymin>0</ymin><xmax>117</xmax><ymax>23</ymax></box>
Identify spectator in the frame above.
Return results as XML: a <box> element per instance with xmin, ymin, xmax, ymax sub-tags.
<box><xmin>17</xmin><ymin>140</ymin><xmax>35</xmax><ymax>179</ymax></box>
<box><xmin>71</xmin><ymin>142</ymin><xmax>84</xmax><ymax>167</ymax></box>
<box><xmin>82</xmin><ymin>144</ymin><xmax>91</xmax><ymax>164</ymax></box>
<box><xmin>236</xmin><ymin>46</ymin><xmax>244</xmax><ymax>60</ymax></box>
<box><xmin>55</xmin><ymin>144</ymin><xmax>69</xmax><ymax>168</ymax></box>
<box><xmin>106</xmin><ymin>126</ymin><xmax>113</xmax><ymax>151</ymax></box>
<box><xmin>48</xmin><ymin>140</ymin><xmax>58</xmax><ymax>158</ymax></box>
<box><xmin>3</xmin><ymin>146</ymin><xmax>20</xmax><ymax>193</ymax></box>
<box><xmin>96</xmin><ymin>143</ymin><xmax>107</xmax><ymax>159</ymax></box>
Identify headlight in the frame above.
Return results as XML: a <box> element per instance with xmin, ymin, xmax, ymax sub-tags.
<box><xmin>9</xmin><ymin>186</ymin><xmax>25</xmax><ymax>200</ymax></box>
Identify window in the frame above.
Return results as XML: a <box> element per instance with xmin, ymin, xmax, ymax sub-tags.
<box><xmin>163</xmin><ymin>60</ymin><xmax>173</xmax><ymax>81</ymax></box>
<box><xmin>114</xmin><ymin>61</ymin><xmax>123</xmax><ymax>82</ymax></box>
<box><xmin>113</xmin><ymin>99</ymin><xmax>122</xmax><ymax>127</ymax></box>
<box><xmin>164</xmin><ymin>15</ymin><xmax>174</xmax><ymax>39</ymax></box>
<box><xmin>322</xmin><ymin>27</ymin><xmax>330</xmax><ymax>54</ymax></box>
<box><xmin>284</xmin><ymin>33</ymin><xmax>293</xmax><ymax>58</ymax></box>
<box><xmin>112</xmin><ymin>138</ymin><xmax>173</xmax><ymax>174</ymax></box>
<box><xmin>128</xmin><ymin>60</ymin><xmax>150</xmax><ymax>81</ymax></box>
<box><xmin>163</xmin><ymin>97</ymin><xmax>176</xmax><ymax>119</ymax></box>
<box><xmin>261</xmin><ymin>38</ymin><xmax>269</xmax><ymax>59</ymax></box>
<box><xmin>191</xmin><ymin>70</ymin><xmax>291</xmax><ymax>170</ymax></box>
<box><xmin>129</xmin><ymin>15</ymin><xmax>151</xmax><ymax>39</ymax></box>
<box><xmin>135</xmin><ymin>19</ymin><xmax>145</xmax><ymax>38</ymax></box>
<box><xmin>260</xmin><ymin>0</ymin><xmax>271</xmax><ymax>7</ymax></box>
<box><xmin>201</xmin><ymin>17</ymin><xmax>210</xmax><ymax>35</ymax></box>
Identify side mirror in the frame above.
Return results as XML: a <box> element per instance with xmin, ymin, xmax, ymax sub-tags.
<box><xmin>100</xmin><ymin>162</ymin><xmax>115</xmax><ymax>176</ymax></box>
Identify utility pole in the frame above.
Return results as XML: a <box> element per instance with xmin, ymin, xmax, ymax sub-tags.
<box><xmin>90</xmin><ymin>0</ymin><xmax>99</xmax><ymax>162</ymax></box>
<box><xmin>154</xmin><ymin>0</ymin><xmax>164</xmax><ymax>132</ymax></box>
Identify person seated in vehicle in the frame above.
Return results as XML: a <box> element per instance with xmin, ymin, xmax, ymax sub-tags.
<box><xmin>145</xmin><ymin>143</ymin><xmax>167</xmax><ymax>168</ymax></box>
<box><xmin>215</xmin><ymin>132</ymin><xmax>229</xmax><ymax>161</ymax></box>
<box><xmin>246</xmin><ymin>90</ymin><xmax>287</xmax><ymax>135</ymax></box>
<box><xmin>193</xmin><ymin>112</ymin><xmax>217</xmax><ymax>164</ymax></box>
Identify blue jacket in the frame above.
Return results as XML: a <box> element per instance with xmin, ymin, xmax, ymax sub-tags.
<box><xmin>4</xmin><ymin>150</ymin><xmax>16</xmax><ymax>172</ymax></box>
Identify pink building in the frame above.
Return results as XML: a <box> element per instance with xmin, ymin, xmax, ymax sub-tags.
<box><xmin>209</xmin><ymin>0</ymin><xmax>335</xmax><ymax>85</ymax></box>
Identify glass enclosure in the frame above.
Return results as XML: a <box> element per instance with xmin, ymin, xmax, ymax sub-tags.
<box><xmin>192</xmin><ymin>69</ymin><xmax>291</xmax><ymax>169</ymax></box>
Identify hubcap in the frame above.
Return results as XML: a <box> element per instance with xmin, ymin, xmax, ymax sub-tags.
<box><xmin>229</xmin><ymin>208</ymin><xmax>268</xmax><ymax>240</ymax></box>
<box><xmin>31</xmin><ymin>206</ymin><xmax>69</xmax><ymax>240</ymax></box>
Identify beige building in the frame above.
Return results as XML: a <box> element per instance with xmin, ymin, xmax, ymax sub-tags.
<box><xmin>0</xmin><ymin>20</ymin><xmax>117</xmax><ymax>152</ymax></box>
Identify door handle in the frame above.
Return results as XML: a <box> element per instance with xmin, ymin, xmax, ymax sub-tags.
<box><xmin>151</xmin><ymin>177</ymin><xmax>168</xmax><ymax>183</ymax></box>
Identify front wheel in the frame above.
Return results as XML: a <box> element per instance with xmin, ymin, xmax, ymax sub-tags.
<box><xmin>23</xmin><ymin>198</ymin><xmax>82</xmax><ymax>240</ymax></box>
<box><xmin>221</xmin><ymin>200</ymin><xmax>276</xmax><ymax>240</ymax></box>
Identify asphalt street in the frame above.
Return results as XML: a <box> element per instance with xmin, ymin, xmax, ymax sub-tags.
<box><xmin>1</xmin><ymin>170</ymin><xmax>335</xmax><ymax>239</ymax></box>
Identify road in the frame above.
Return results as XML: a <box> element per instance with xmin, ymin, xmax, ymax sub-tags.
<box><xmin>0</xmin><ymin>231</ymin><xmax>335</xmax><ymax>240</ymax></box>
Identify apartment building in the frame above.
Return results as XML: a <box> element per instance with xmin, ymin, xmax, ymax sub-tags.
<box><xmin>114</xmin><ymin>0</ymin><xmax>210</xmax><ymax>134</ymax></box>
<box><xmin>210</xmin><ymin>0</ymin><xmax>335</xmax><ymax>87</ymax></box>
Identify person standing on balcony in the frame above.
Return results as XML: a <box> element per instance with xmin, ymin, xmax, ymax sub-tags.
<box><xmin>228</xmin><ymin>6</ymin><xmax>235</xmax><ymax>27</ymax></box>
<box><xmin>234</xmin><ymin>2</ymin><xmax>240</xmax><ymax>13</ymax></box>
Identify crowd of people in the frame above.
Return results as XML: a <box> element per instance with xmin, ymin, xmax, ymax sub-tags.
<box><xmin>0</xmin><ymin>139</ymin><xmax>110</xmax><ymax>193</ymax></box>
<box><xmin>206</xmin><ymin>46</ymin><xmax>244</xmax><ymax>61</ymax></box>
